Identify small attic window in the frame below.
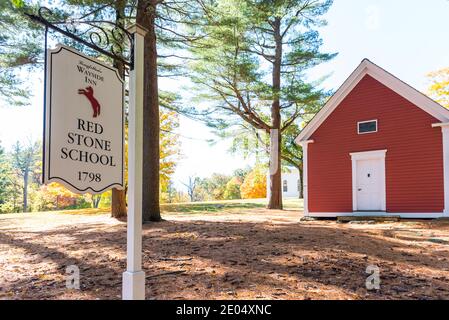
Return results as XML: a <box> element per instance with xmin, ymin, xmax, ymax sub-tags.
<box><xmin>358</xmin><ymin>120</ymin><xmax>378</xmax><ymax>134</ymax></box>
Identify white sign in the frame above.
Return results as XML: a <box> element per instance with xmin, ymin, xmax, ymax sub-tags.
<box><xmin>44</xmin><ymin>45</ymin><xmax>124</xmax><ymax>194</ymax></box>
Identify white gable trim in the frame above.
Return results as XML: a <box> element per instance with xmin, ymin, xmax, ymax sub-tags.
<box><xmin>296</xmin><ymin>59</ymin><xmax>449</xmax><ymax>143</ymax></box>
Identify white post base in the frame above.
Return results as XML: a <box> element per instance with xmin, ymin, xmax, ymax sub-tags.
<box><xmin>122</xmin><ymin>271</ymin><xmax>145</xmax><ymax>300</ymax></box>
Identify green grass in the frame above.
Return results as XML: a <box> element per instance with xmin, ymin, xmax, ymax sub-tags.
<box><xmin>282</xmin><ymin>198</ymin><xmax>304</xmax><ymax>210</ymax></box>
<box><xmin>15</xmin><ymin>198</ymin><xmax>303</xmax><ymax>216</ymax></box>
<box><xmin>161</xmin><ymin>198</ymin><xmax>303</xmax><ymax>214</ymax></box>
<box><xmin>43</xmin><ymin>208</ymin><xmax>112</xmax><ymax>216</ymax></box>
<box><xmin>161</xmin><ymin>199</ymin><xmax>265</xmax><ymax>214</ymax></box>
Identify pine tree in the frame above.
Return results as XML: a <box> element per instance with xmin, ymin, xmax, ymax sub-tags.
<box><xmin>136</xmin><ymin>0</ymin><xmax>201</xmax><ymax>221</ymax></box>
<box><xmin>1</xmin><ymin>0</ymin><xmax>43</xmax><ymax>105</ymax></box>
<box><xmin>189</xmin><ymin>0</ymin><xmax>335</xmax><ymax>209</ymax></box>
<box><xmin>13</xmin><ymin>0</ymin><xmax>190</xmax><ymax>219</ymax></box>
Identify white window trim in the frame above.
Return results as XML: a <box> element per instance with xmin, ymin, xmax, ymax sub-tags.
<box><xmin>350</xmin><ymin>149</ymin><xmax>387</xmax><ymax>212</ymax></box>
<box><xmin>357</xmin><ymin>119</ymin><xmax>378</xmax><ymax>135</ymax></box>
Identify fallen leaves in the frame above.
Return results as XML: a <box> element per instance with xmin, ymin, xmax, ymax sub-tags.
<box><xmin>1</xmin><ymin>211</ymin><xmax>449</xmax><ymax>300</ymax></box>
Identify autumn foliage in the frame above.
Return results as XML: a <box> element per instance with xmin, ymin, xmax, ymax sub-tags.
<box><xmin>240</xmin><ymin>166</ymin><xmax>267</xmax><ymax>199</ymax></box>
<box><xmin>160</xmin><ymin>110</ymin><xmax>180</xmax><ymax>193</ymax></box>
<box><xmin>223</xmin><ymin>176</ymin><xmax>243</xmax><ymax>200</ymax></box>
<box><xmin>428</xmin><ymin>68</ymin><xmax>449</xmax><ymax>108</ymax></box>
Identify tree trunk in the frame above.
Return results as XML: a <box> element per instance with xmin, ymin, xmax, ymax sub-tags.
<box><xmin>92</xmin><ymin>195</ymin><xmax>102</xmax><ymax>208</ymax></box>
<box><xmin>23</xmin><ymin>169</ymin><xmax>29</xmax><ymax>212</ymax></box>
<box><xmin>13</xmin><ymin>191</ymin><xmax>17</xmax><ymax>212</ymax></box>
<box><xmin>111</xmin><ymin>188</ymin><xmax>127</xmax><ymax>217</ymax></box>
<box><xmin>298</xmin><ymin>165</ymin><xmax>304</xmax><ymax>199</ymax></box>
<box><xmin>268</xmin><ymin>17</ymin><xmax>283</xmax><ymax>210</ymax></box>
<box><xmin>137</xmin><ymin>0</ymin><xmax>162</xmax><ymax>222</ymax></box>
<box><xmin>111</xmin><ymin>0</ymin><xmax>128</xmax><ymax>219</ymax></box>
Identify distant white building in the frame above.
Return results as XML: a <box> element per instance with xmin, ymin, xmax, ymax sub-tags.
<box><xmin>266</xmin><ymin>167</ymin><xmax>301</xmax><ymax>199</ymax></box>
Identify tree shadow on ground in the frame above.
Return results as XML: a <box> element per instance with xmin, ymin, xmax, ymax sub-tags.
<box><xmin>1</xmin><ymin>218</ymin><xmax>449</xmax><ymax>300</ymax></box>
<box><xmin>141</xmin><ymin>220</ymin><xmax>449</xmax><ymax>299</ymax></box>
<box><xmin>0</xmin><ymin>225</ymin><xmax>125</xmax><ymax>300</ymax></box>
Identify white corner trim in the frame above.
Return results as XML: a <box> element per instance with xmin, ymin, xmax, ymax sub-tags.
<box><xmin>350</xmin><ymin>150</ymin><xmax>387</xmax><ymax>212</ymax></box>
<box><xmin>298</xmin><ymin>140</ymin><xmax>314</xmax><ymax>216</ymax></box>
<box><xmin>434</xmin><ymin>125</ymin><xmax>449</xmax><ymax>217</ymax></box>
<box><xmin>295</xmin><ymin>59</ymin><xmax>449</xmax><ymax>144</ymax></box>
<box><xmin>307</xmin><ymin>212</ymin><xmax>445</xmax><ymax>219</ymax></box>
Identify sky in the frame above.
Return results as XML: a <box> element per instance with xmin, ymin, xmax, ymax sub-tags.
<box><xmin>1</xmin><ymin>0</ymin><xmax>449</xmax><ymax>191</ymax></box>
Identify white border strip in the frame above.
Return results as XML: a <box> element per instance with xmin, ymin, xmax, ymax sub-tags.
<box><xmin>308</xmin><ymin>212</ymin><xmax>445</xmax><ymax>219</ymax></box>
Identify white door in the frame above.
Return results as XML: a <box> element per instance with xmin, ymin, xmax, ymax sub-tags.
<box><xmin>356</xmin><ymin>159</ymin><xmax>383</xmax><ymax>211</ymax></box>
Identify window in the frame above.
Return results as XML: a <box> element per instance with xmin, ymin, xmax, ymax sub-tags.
<box><xmin>283</xmin><ymin>180</ymin><xmax>288</xmax><ymax>192</ymax></box>
<box><xmin>358</xmin><ymin>120</ymin><xmax>378</xmax><ymax>134</ymax></box>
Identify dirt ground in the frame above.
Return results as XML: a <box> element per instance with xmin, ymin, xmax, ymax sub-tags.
<box><xmin>1</xmin><ymin>207</ymin><xmax>449</xmax><ymax>300</ymax></box>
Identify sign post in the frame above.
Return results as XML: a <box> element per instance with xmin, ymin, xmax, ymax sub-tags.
<box><xmin>25</xmin><ymin>7</ymin><xmax>148</xmax><ymax>300</ymax></box>
<box><xmin>122</xmin><ymin>24</ymin><xmax>147</xmax><ymax>300</ymax></box>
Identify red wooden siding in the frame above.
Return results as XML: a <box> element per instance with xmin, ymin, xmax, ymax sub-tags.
<box><xmin>308</xmin><ymin>75</ymin><xmax>444</xmax><ymax>213</ymax></box>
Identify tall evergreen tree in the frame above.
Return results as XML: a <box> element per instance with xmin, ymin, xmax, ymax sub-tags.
<box><xmin>189</xmin><ymin>0</ymin><xmax>335</xmax><ymax>209</ymax></box>
<box><xmin>1</xmin><ymin>0</ymin><xmax>43</xmax><ymax>106</ymax></box>
<box><xmin>111</xmin><ymin>0</ymin><xmax>128</xmax><ymax>218</ymax></box>
<box><xmin>136</xmin><ymin>0</ymin><xmax>201</xmax><ymax>222</ymax></box>
<box><xmin>9</xmin><ymin>0</ymin><xmax>191</xmax><ymax>220</ymax></box>
<box><xmin>136</xmin><ymin>0</ymin><xmax>162</xmax><ymax>221</ymax></box>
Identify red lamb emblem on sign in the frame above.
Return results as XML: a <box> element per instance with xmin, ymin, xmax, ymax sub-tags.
<box><xmin>78</xmin><ymin>86</ymin><xmax>101</xmax><ymax>118</ymax></box>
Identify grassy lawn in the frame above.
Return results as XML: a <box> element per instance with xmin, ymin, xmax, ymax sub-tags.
<box><xmin>161</xmin><ymin>198</ymin><xmax>303</xmax><ymax>214</ymax></box>
<box><xmin>23</xmin><ymin>198</ymin><xmax>303</xmax><ymax>216</ymax></box>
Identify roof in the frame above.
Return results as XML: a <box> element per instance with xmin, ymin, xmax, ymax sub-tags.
<box><xmin>295</xmin><ymin>59</ymin><xmax>449</xmax><ymax>144</ymax></box>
